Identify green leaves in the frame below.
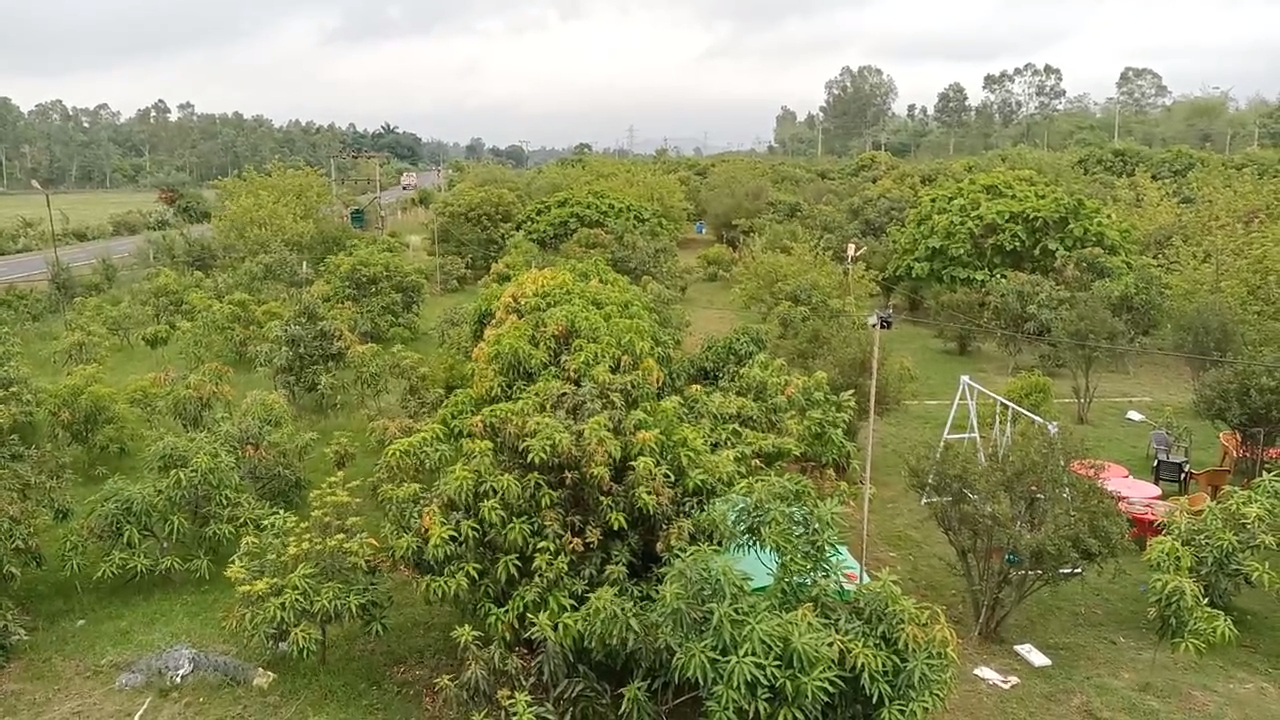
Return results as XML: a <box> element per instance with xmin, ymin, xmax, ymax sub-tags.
<box><xmin>1144</xmin><ymin>472</ymin><xmax>1280</xmax><ymax>655</ymax></box>
<box><xmin>60</xmin><ymin>428</ymin><xmax>270</xmax><ymax>582</ymax></box>
<box><xmin>890</xmin><ymin>167</ymin><xmax>1130</xmax><ymax>289</ymax></box>
<box><xmin>315</xmin><ymin>244</ymin><xmax>430</xmax><ymax>344</ymax></box>
<box><xmin>517</xmin><ymin>189</ymin><xmax>675</xmax><ymax>252</ymax></box>
<box><xmin>383</xmin><ymin>261</ymin><xmax>951</xmax><ymax>718</ymax></box>
<box><xmin>1193</xmin><ymin>360</ymin><xmax>1280</xmax><ymax>456</ymax></box>
<box><xmin>905</xmin><ymin>428</ymin><xmax>1129</xmax><ymax>639</ymax></box>
<box><xmin>225</xmin><ymin>474</ymin><xmax>390</xmax><ymax>664</ymax></box>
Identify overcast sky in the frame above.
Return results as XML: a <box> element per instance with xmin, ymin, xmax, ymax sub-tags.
<box><xmin>1</xmin><ymin>0</ymin><xmax>1276</xmax><ymax>149</ymax></box>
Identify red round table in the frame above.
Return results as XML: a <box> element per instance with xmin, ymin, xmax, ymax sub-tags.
<box><xmin>1102</xmin><ymin>477</ymin><xmax>1163</xmax><ymax>500</ymax></box>
<box><xmin>1070</xmin><ymin>460</ymin><xmax>1130</xmax><ymax>480</ymax></box>
<box><xmin>1120</xmin><ymin>499</ymin><xmax>1176</xmax><ymax>547</ymax></box>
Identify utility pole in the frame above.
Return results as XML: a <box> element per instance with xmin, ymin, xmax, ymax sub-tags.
<box><xmin>433</xmin><ymin>213</ymin><xmax>442</xmax><ymax>292</ymax></box>
<box><xmin>625</xmin><ymin>125</ymin><xmax>637</xmax><ymax>154</ymax></box>
<box><xmin>1113</xmin><ymin>99</ymin><xmax>1120</xmax><ymax>145</ymax></box>
<box><xmin>330</xmin><ymin>150</ymin><xmax>389</xmax><ymax>231</ymax></box>
<box><xmin>329</xmin><ymin>157</ymin><xmax>337</xmax><ymax>201</ymax></box>
<box><xmin>374</xmin><ymin>160</ymin><xmax>384</xmax><ymax>236</ymax></box>
<box><xmin>30</xmin><ymin>179</ymin><xmax>64</xmax><ymax>319</ymax></box>
<box><xmin>518</xmin><ymin>139</ymin><xmax>531</xmax><ymax>168</ymax></box>
<box><xmin>844</xmin><ymin>241</ymin><xmax>878</xmax><ymax>573</ymax></box>
<box><xmin>1</xmin><ymin>148</ymin><xmax>7</xmax><ymax>191</ymax></box>
<box><xmin>702</xmin><ymin>131</ymin><xmax>709</xmax><ymax>153</ymax></box>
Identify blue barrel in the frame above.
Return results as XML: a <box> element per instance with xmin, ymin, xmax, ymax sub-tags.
<box><xmin>694</xmin><ymin>220</ymin><xmax>706</xmax><ymax>235</ymax></box>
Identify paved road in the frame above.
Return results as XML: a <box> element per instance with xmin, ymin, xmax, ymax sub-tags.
<box><xmin>0</xmin><ymin>169</ymin><xmax>444</xmax><ymax>282</ymax></box>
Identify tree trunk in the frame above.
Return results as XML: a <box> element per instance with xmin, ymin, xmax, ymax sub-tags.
<box><xmin>319</xmin><ymin>624</ymin><xmax>328</xmax><ymax>665</ymax></box>
<box><xmin>948</xmin><ymin>134</ymin><xmax>955</xmax><ymax>156</ymax></box>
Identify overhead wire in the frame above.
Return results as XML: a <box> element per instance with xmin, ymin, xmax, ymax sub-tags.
<box><xmin>674</xmin><ymin>299</ymin><xmax>1280</xmax><ymax>372</ymax></box>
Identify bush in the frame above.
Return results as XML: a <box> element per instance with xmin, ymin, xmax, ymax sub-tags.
<box><xmin>905</xmin><ymin>428</ymin><xmax>1129</xmax><ymax>638</ymax></box>
<box><xmin>695</xmin><ymin>243</ymin><xmax>736</xmax><ymax>280</ymax></box>
<box><xmin>107</xmin><ymin>209</ymin><xmax>150</xmax><ymax>237</ymax></box>
<box><xmin>1004</xmin><ymin>369</ymin><xmax>1057</xmax><ymax>419</ymax></box>
<box><xmin>225</xmin><ymin>474</ymin><xmax>389</xmax><ymax>663</ymax></box>
<box><xmin>1145</xmin><ymin>472</ymin><xmax>1280</xmax><ymax>655</ymax></box>
<box><xmin>931</xmin><ymin>287</ymin><xmax>988</xmax><ymax>355</ymax></box>
<box><xmin>1193</xmin><ymin>359</ymin><xmax>1280</xmax><ymax>475</ymax></box>
<box><xmin>425</xmin><ymin>254</ymin><xmax>469</xmax><ymax>294</ymax></box>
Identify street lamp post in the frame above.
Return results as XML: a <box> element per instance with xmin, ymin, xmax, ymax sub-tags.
<box><xmin>30</xmin><ymin>179</ymin><xmax>66</xmax><ymax>321</ymax></box>
<box><xmin>29</xmin><ymin>179</ymin><xmax>62</xmax><ymax>268</ymax></box>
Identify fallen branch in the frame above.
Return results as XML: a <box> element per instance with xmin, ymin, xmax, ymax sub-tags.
<box><xmin>133</xmin><ymin>696</ymin><xmax>152</xmax><ymax>720</ymax></box>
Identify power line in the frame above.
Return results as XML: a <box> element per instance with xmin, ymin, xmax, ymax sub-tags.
<box><xmin>674</xmin><ymin>300</ymin><xmax>1280</xmax><ymax>371</ymax></box>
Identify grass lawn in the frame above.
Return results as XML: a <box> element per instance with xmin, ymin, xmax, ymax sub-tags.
<box><xmin>0</xmin><ymin>253</ymin><xmax>1275</xmax><ymax>718</ymax></box>
<box><xmin>859</xmin><ymin>325</ymin><xmax>1279</xmax><ymax>720</ymax></box>
<box><xmin>0</xmin><ymin>190</ymin><xmax>158</xmax><ymax>226</ymax></box>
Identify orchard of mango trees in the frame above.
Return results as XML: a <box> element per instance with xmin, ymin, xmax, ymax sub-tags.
<box><xmin>1</xmin><ymin>146</ymin><xmax>1279</xmax><ymax>719</ymax></box>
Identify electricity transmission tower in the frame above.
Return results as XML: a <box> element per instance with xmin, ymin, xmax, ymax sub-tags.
<box><xmin>625</xmin><ymin>125</ymin><xmax>637</xmax><ymax>153</ymax></box>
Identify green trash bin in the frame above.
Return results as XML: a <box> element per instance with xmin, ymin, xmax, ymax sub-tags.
<box><xmin>348</xmin><ymin>207</ymin><xmax>366</xmax><ymax>230</ymax></box>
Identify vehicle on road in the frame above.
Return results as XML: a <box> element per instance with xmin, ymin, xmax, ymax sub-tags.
<box><xmin>400</xmin><ymin>172</ymin><xmax>418</xmax><ymax>191</ymax></box>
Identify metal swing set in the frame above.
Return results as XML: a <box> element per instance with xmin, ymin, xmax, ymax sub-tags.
<box><xmin>940</xmin><ymin>375</ymin><xmax>1059</xmax><ymax>463</ymax></box>
<box><xmin>925</xmin><ymin>376</ymin><xmax>1083</xmax><ymax>578</ymax></box>
<box><xmin>921</xmin><ymin>375</ymin><xmax>1059</xmax><ymax>505</ymax></box>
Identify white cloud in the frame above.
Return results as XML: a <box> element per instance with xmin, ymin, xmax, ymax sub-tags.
<box><xmin>1</xmin><ymin>0</ymin><xmax>1277</xmax><ymax>147</ymax></box>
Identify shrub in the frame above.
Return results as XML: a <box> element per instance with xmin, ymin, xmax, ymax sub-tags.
<box><xmin>60</xmin><ymin>433</ymin><xmax>267</xmax><ymax>581</ymax></box>
<box><xmin>225</xmin><ymin>474</ymin><xmax>390</xmax><ymax>663</ymax></box>
<box><xmin>316</xmin><ymin>245</ymin><xmax>430</xmax><ymax>344</ymax></box>
<box><xmin>1003</xmin><ymin>369</ymin><xmax>1057</xmax><ymax>419</ymax></box>
<box><xmin>905</xmin><ymin>428</ymin><xmax>1129</xmax><ymax>638</ymax></box>
<box><xmin>695</xmin><ymin>243</ymin><xmax>736</xmax><ymax>280</ymax></box>
<box><xmin>1144</xmin><ymin>472</ymin><xmax>1280</xmax><ymax>655</ymax></box>
<box><xmin>1193</xmin><ymin>359</ymin><xmax>1280</xmax><ymax>476</ymax></box>
<box><xmin>931</xmin><ymin>287</ymin><xmax>988</xmax><ymax>355</ymax></box>
<box><xmin>425</xmin><ymin>254</ymin><xmax>469</xmax><ymax>294</ymax></box>
<box><xmin>107</xmin><ymin>209</ymin><xmax>150</xmax><ymax>237</ymax></box>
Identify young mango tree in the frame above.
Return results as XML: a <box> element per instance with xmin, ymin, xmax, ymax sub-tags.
<box><xmin>1144</xmin><ymin>472</ymin><xmax>1280</xmax><ymax>656</ymax></box>
<box><xmin>0</xmin><ymin>330</ymin><xmax>74</xmax><ymax>663</ymax></box>
<box><xmin>268</xmin><ymin>291</ymin><xmax>350</xmax><ymax>406</ymax></box>
<box><xmin>60</xmin><ymin>433</ymin><xmax>266</xmax><ymax>581</ymax></box>
<box><xmin>225</xmin><ymin>474</ymin><xmax>390</xmax><ymax>664</ymax></box>
<box><xmin>315</xmin><ymin>243</ymin><xmax>430</xmax><ymax>344</ymax></box>
<box><xmin>905</xmin><ymin>428</ymin><xmax>1129</xmax><ymax>638</ymax></box>
<box><xmin>378</xmin><ymin>259</ymin><xmax>956</xmax><ymax>717</ymax></box>
<box><xmin>219</xmin><ymin>390</ymin><xmax>317</xmax><ymax>509</ymax></box>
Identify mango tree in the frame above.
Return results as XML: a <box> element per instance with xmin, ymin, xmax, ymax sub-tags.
<box><xmin>376</xmin><ymin>259</ymin><xmax>956</xmax><ymax>717</ymax></box>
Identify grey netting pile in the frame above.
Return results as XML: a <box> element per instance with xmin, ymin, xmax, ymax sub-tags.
<box><xmin>115</xmin><ymin>643</ymin><xmax>268</xmax><ymax>689</ymax></box>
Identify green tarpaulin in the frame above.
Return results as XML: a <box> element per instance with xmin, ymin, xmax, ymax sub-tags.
<box><xmin>717</xmin><ymin>494</ymin><xmax>870</xmax><ymax>598</ymax></box>
<box><xmin>725</xmin><ymin>543</ymin><xmax>869</xmax><ymax>598</ymax></box>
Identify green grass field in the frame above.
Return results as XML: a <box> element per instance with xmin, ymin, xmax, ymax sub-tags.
<box><xmin>0</xmin><ymin>244</ymin><xmax>1275</xmax><ymax>719</ymax></box>
<box><xmin>0</xmin><ymin>190</ymin><xmax>158</xmax><ymax>225</ymax></box>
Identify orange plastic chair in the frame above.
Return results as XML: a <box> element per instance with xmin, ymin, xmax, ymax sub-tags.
<box><xmin>1183</xmin><ymin>491</ymin><xmax>1211</xmax><ymax>511</ymax></box>
<box><xmin>1188</xmin><ymin>467</ymin><xmax>1231</xmax><ymax>500</ymax></box>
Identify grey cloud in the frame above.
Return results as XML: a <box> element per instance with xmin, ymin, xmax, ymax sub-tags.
<box><xmin>2</xmin><ymin>0</ymin><xmax>877</xmax><ymax>77</ymax></box>
<box><xmin>0</xmin><ymin>0</ymin><xmax>495</xmax><ymax>76</ymax></box>
<box><xmin>1</xmin><ymin>1</ymin><xmax>307</xmax><ymax>76</ymax></box>
<box><xmin>699</xmin><ymin>2</ymin><xmax>1071</xmax><ymax>67</ymax></box>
